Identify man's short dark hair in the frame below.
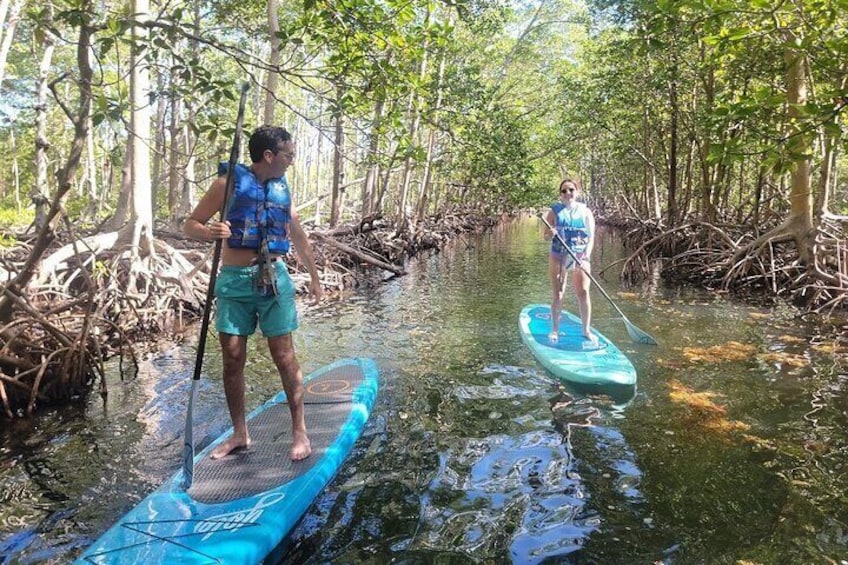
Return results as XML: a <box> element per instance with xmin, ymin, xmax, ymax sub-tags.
<box><xmin>248</xmin><ymin>126</ymin><xmax>292</xmax><ymax>163</ymax></box>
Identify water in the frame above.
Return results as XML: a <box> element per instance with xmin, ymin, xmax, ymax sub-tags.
<box><xmin>2</xmin><ymin>216</ymin><xmax>848</xmax><ymax>563</ymax></box>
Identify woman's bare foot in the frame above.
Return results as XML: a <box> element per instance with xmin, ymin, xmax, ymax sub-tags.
<box><xmin>291</xmin><ymin>430</ymin><xmax>311</xmax><ymax>461</ymax></box>
<box><xmin>210</xmin><ymin>435</ymin><xmax>250</xmax><ymax>460</ymax></box>
<box><xmin>583</xmin><ymin>333</ymin><xmax>599</xmax><ymax>347</ymax></box>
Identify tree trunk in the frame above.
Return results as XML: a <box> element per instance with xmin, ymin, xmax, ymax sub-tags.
<box><xmin>11</xmin><ymin>126</ymin><xmax>21</xmax><ymax>210</ymax></box>
<box><xmin>735</xmin><ymin>159</ymin><xmax>745</xmax><ymax>223</ymax></box>
<box><xmin>98</xmin><ymin>146</ymin><xmax>114</xmax><ymax>218</ymax></box>
<box><xmin>641</xmin><ymin>107</ymin><xmax>649</xmax><ymax>216</ymax></box>
<box><xmin>783</xmin><ymin>34</ymin><xmax>814</xmax><ymax>256</ymax></box>
<box><xmin>0</xmin><ymin>0</ymin><xmax>11</xmax><ymax>40</ymax></box>
<box><xmin>123</xmin><ymin>0</ymin><xmax>155</xmax><ymax>258</ymax></box>
<box><xmin>151</xmin><ymin>71</ymin><xmax>168</xmax><ymax>218</ymax></box>
<box><xmin>104</xmin><ymin>144</ymin><xmax>132</xmax><ymax>231</ymax></box>
<box><xmin>313</xmin><ymin>115</ymin><xmax>324</xmax><ymax>224</ymax></box>
<box><xmin>681</xmin><ymin>136</ymin><xmax>695</xmax><ymax>219</ymax></box>
<box><xmin>32</xmin><ymin>14</ymin><xmax>56</xmax><ymax>231</ymax></box>
<box><xmin>330</xmin><ymin>83</ymin><xmax>345</xmax><ymax>227</ymax></box>
<box><xmin>166</xmin><ymin>93</ymin><xmax>182</xmax><ymax>223</ymax></box>
<box><xmin>178</xmin><ymin>119</ymin><xmax>198</xmax><ymax>221</ymax></box>
<box><xmin>84</xmin><ymin>112</ymin><xmax>98</xmax><ymax>221</ymax></box>
<box><xmin>752</xmin><ymin>164</ymin><xmax>765</xmax><ymax>234</ymax></box>
<box><xmin>361</xmin><ymin>97</ymin><xmax>384</xmax><ymax>219</ymax></box>
<box><xmin>699</xmin><ymin>59</ymin><xmax>716</xmax><ymax>223</ymax></box>
<box><xmin>0</xmin><ymin>0</ymin><xmax>22</xmax><ymax>89</ymax></box>
<box><xmin>375</xmin><ymin>151</ymin><xmax>399</xmax><ymax>214</ymax></box>
<box><xmin>667</xmin><ymin>58</ymin><xmax>680</xmax><ymax>226</ymax></box>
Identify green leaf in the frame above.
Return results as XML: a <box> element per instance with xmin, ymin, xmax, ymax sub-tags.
<box><xmin>706</xmin><ymin>143</ymin><xmax>725</xmax><ymax>163</ymax></box>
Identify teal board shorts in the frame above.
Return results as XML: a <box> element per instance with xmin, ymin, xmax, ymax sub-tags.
<box><xmin>214</xmin><ymin>261</ymin><xmax>298</xmax><ymax>337</ymax></box>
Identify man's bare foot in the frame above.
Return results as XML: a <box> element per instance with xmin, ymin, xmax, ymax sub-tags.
<box><xmin>210</xmin><ymin>435</ymin><xmax>250</xmax><ymax>460</ymax></box>
<box><xmin>291</xmin><ymin>430</ymin><xmax>311</xmax><ymax>461</ymax></box>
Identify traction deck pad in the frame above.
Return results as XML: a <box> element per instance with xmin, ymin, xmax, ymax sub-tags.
<box><xmin>188</xmin><ymin>363</ymin><xmax>364</xmax><ymax>504</ymax></box>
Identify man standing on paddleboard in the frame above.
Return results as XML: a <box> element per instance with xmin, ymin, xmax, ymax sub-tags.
<box><xmin>184</xmin><ymin>125</ymin><xmax>322</xmax><ymax>461</ymax></box>
<box><xmin>543</xmin><ymin>178</ymin><xmax>596</xmax><ymax>346</ymax></box>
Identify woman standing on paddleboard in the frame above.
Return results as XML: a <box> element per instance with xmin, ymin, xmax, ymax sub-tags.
<box><xmin>542</xmin><ymin>178</ymin><xmax>596</xmax><ymax>345</ymax></box>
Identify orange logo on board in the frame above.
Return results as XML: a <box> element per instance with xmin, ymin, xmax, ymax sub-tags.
<box><xmin>307</xmin><ymin>379</ymin><xmax>351</xmax><ymax>395</ymax></box>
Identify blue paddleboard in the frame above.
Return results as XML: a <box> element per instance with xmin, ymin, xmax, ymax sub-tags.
<box><xmin>519</xmin><ymin>304</ymin><xmax>636</xmax><ymax>386</ymax></box>
<box><xmin>75</xmin><ymin>357</ymin><xmax>379</xmax><ymax>564</ymax></box>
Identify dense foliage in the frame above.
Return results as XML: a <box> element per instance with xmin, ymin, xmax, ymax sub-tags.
<box><xmin>0</xmin><ymin>0</ymin><xmax>844</xmax><ymax>232</ymax></box>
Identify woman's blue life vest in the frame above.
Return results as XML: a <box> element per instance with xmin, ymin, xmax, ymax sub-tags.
<box><xmin>550</xmin><ymin>201</ymin><xmax>591</xmax><ymax>255</ymax></box>
<box><xmin>218</xmin><ymin>162</ymin><xmax>292</xmax><ymax>254</ymax></box>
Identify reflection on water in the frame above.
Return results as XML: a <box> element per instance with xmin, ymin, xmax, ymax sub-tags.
<box><xmin>2</xmin><ymin>216</ymin><xmax>847</xmax><ymax>563</ymax></box>
<box><xmin>415</xmin><ymin>365</ymin><xmax>593</xmax><ymax>563</ymax></box>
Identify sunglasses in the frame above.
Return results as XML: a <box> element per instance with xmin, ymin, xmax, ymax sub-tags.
<box><xmin>271</xmin><ymin>146</ymin><xmax>296</xmax><ymax>159</ymax></box>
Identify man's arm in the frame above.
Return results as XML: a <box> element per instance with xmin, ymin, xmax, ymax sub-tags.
<box><xmin>288</xmin><ymin>212</ymin><xmax>323</xmax><ymax>303</ymax></box>
<box><xmin>183</xmin><ymin>177</ymin><xmax>230</xmax><ymax>241</ymax></box>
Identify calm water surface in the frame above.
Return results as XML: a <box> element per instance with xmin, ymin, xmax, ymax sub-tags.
<box><xmin>2</xmin><ymin>216</ymin><xmax>847</xmax><ymax>564</ymax></box>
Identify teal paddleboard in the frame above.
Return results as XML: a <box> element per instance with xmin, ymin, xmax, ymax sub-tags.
<box><xmin>75</xmin><ymin>357</ymin><xmax>379</xmax><ymax>564</ymax></box>
<box><xmin>519</xmin><ymin>304</ymin><xmax>637</xmax><ymax>386</ymax></box>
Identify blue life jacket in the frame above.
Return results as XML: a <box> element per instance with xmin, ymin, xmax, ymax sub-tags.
<box><xmin>551</xmin><ymin>201</ymin><xmax>591</xmax><ymax>254</ymax></box>
<box><xmin>218</xmin><ymin>162</ymin><xmax>291</xmax><ymax>254</ymax></box>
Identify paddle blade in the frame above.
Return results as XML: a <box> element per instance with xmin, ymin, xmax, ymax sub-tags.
<box><xmin>181</xmin><ymin>443</ymin><xmax>194</xmax><ymax>490</ymax></box>
<box><xmin>181</xmin><ymin>380</ymin><xmax>198</xmax><ymax>490</ymax></box>
<box><xmin>625</xmin><ymin>319</ymin><xmax>658</xmax><ymax>345</ymax></box>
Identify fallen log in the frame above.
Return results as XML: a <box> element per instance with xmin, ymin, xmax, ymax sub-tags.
<box><xmin>311</xmin><ymin>231</ymin><xmax>406</xmax><ymax>276</ymax></box>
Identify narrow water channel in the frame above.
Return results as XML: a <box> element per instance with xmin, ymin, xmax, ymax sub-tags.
<box><xmin>2</xmin><ymin>216</ymin><xmax>847</xmax><ymax>563</ymax></box>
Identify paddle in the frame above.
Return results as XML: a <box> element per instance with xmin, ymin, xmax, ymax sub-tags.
<box><xmin>539</xmin><ymin>213</ymin><xmax>658</xmax><ymax>346</ymax></box>
<box><xmin>182</xmin><ymin>83</ymin><xmax>250</xmax><ymax>490</ymax></box>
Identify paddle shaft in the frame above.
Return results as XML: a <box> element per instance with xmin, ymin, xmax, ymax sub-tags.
<box><xmin>539</xmin><ymin>213</ymin><xmax>658</xmax><ymax>345</ymax></box>
<box><xmin>193</xmin><ymin>85</ymin><xmax>250</xmax><ymax>378</ymax></box>
<box><xmin>183</xmin><ymin>83</ymin><xmax>250</xmax><ymax>489</ymax></box>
